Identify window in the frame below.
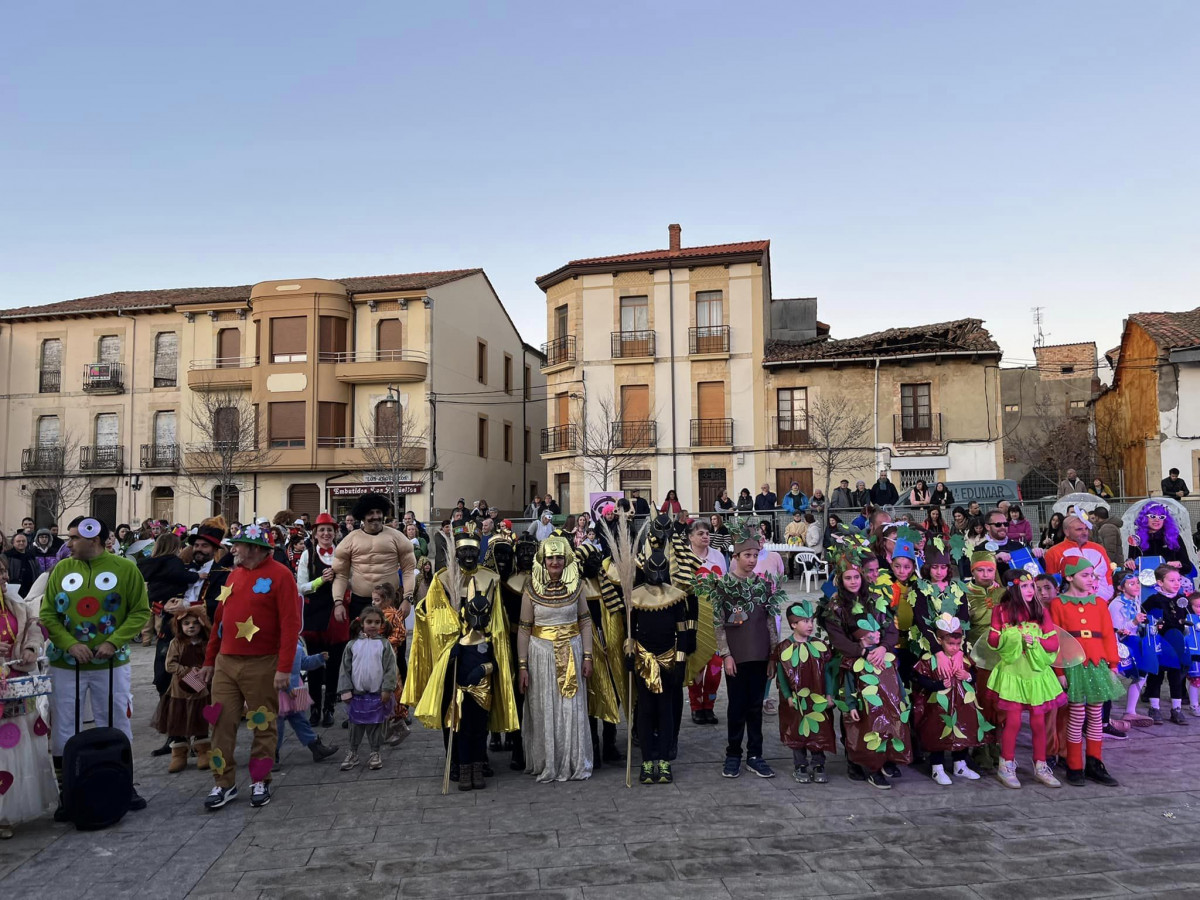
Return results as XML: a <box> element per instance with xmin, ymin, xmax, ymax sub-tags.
<box><xmin>154</xmin><ymin>411</ymin><xmax>177</xmax><ymax>450</ymax></box>
<box><xmin>620</xmin><ymin>296</ymin><xmax>649</xmax><ymax>332</ymax></box>
<box><xmin>777</xmin><ymin>388</ymin><xmax>808</xmax><ymax>443</ymax></box>
<box><xmin>524</xmin><ymin>427</ymin><xmax>531</xmax><ymax>464</ymax></box>
<box><xmin>696</xmin><ymin>291</ymin><xmax>723</xmax><ymax>327</ymax></box>
<box><xmin>477</xmin><ymin>341</ymin><xmax>488</xmax><ymax>384</ymax></box>
<box><xmin>478</xmin><ymin>416</ymin><xmax>489</xmax><ymax>458</ymax></box>
<box><xmin>620</xmin><ymin>469</ymin><xmax>652</xmax><ymax>492</ymax></box>
<box><xmin>1069</xmin><ymin>399</ymin><xmax>1087</xmax><ymax>409</ymax></box>
<box><xmin>524</xmin><ymin>364</ymin><xmax>532</xmax><ymax>401</ymax></box>
<box><xmin>94</xmin><ymin>413</ymin><xmax>118</xmax><ymax>446</ymax></box>
<box><xmin>98</xmin><ymin>335</ymin><xmax>121</xmax><ymax>364</ymax></box>
<box><xmin>900</xmin><ymin>382</ymin><xmax>933</xmax><ymax>442</ymax></box>
<box><xmin>288</xmin><ymin>484</ymin><xmax>321</xmax><ymax>521</ymax></box>
<box><xmin>151</xmin><ymin>486</ymin><xmax>174</xmax><ymax>522</ymax></box>
<box><xmin>269</xmin><ymin>401</ymin><xmax>306</xmax><ymax>447</ymax></box>
<box><xmin>1004</xmin><ymin>404</ymin><xmax>1020</xmax><ymax>413</ymax></box>
<box><xmin>374</xmin><ymin>400</ymin><xmax>399</xmax><ymax>440</ymax></box>
<box><xmin>504</xmin><ymin>354</ymin><xmax>513</xmax><ymax>394</ymax></box>
<box><xmin>39</xmin><ymin>339</ymin><xmax>62</xmax><ymax>393</ymax></box>
<box><xmin>211</xmin><ymin>485</ymin><xmax>239</xmax><ymax>523</ymax></box>
<box><xmin>900</xmin><ymin>469</ymin><xmax>936</xmax><ymax>489</ymax></box>
<box><xmin>90</xmin><ymin>489</ymin><xmax>117</xmax><ymax>527</ymax></box>
<box><xmin>270</xmin><ymin>317</ymin><xmax>307</xmax><ymax>363</ymax></box>
<box><xmin>377</xmin><ymin>319</ymin><xmax>403</xmax><ymax>360</ymax></box>
<box><xmin>213</xmin><ymin>407</ymin><xmax>241</xmax><ymax>449</ymax></box>
<box><xmin>37</xmin><ymin>415</ymin><xmax>60</xmax><ymax>446</ymax></box>
<box><xmin>318</xmin><ymin>317</ymin><xmax>347</xmax><ymax>361</ymax></box>
<box><xmin>217</xmin><ymin>328</ymin><xmax>241</xmax><ymax>365</ymax></box>
<box><xmin>504</xmin><ymin>423</ymin><xmax>513</xmax><ymax>462</ymax></box>
<box><xmin>1061</xmin><ymin>366</ymin><xmax>1075</xmax><ymax>375</ymax></box>
<box><xmin>153</xmin><ymin>332</ymin><xmax>178</xmax><ymax>387</ymax></box>
<box><xmin>318</xmin><ymin>402</ymin><xmax>348</xmax><ymax>443</ymax></box>
<box><xmin>555</xmin><ymin>305</ymin><xmax>568</xmax><ymax>339</ymax></box>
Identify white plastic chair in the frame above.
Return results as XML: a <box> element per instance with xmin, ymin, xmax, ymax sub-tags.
<box><xmin>789</xmin><ymin>548</ymin><xmax>824</xmax><ymax>592</ymax></box>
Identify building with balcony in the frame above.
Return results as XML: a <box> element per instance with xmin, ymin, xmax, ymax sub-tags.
<box><xmin>0</xmin><ymin>270</ymin><xmax>546</xmax><ymax>528</ymax></box>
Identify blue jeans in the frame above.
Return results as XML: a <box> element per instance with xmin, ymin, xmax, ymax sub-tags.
<box><xmin>277</xmin><ymin>710</ymin><xmax>317</xmax><ymax>752</ymax></box>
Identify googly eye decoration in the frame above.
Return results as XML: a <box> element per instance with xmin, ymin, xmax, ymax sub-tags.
<box><xmin>79</xmin><ymin>518</ymin><xmax>102</xmax><ymax>538</ymax></box>
<box><xmin>95</xmin><ymin>571</ymin><xmax>118</xmax><ymax>591</ymax></box>
<box><xmin>62</xmin><ymin>573</ymin><xmax>85</xmax><ymax>592</ymax></box>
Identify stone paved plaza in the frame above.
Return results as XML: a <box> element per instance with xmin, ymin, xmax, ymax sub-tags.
<box><xmin>3</xmin><ymin>588</ymin><xmax>1200</xmax><ymax>899</ymax></box>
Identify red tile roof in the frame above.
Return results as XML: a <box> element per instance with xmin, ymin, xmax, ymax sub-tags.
<box><xmin>764</xmin><ymin>317</ymin><xmax>1001</xmax><ymax>364</ymax></box>
<box><xmin>0</xmin><ymin>269</ymin><xmax>482</xmax><ymax>319</ymax></box>
<box><xmin>1129</xmin><ymin>308</ymin><xmax>1200</xmax><ymax>350</ymax></box>
<box><xmin>536</xmin><ymin>240</ymin><xmax>769</xmax><ymax>289</ymax></box>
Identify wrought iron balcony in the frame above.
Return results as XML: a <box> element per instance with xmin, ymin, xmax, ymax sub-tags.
<box><xmin>690</xmin><ymin>418</ymin><xmax>733</xmax><ymax>447</ymax></box>
<box><xmin>21</xmin><ymin>447</ymin><xmax>64</xmax><ymax>473</ymax></box>
<box><xmin>140</xmin><ymin>443</ymin><xmax>179</xmax><ymax>470</ymax></box>
<box><xmin>612</xmin><ymin>420</ymin><xmax>657</xmax><ymax>449</ymax></box>
<box><xmin>540</xmin><ymin>424</ymin><xmax>578</xmax><ymax>454</ymax></box>
<box><xmin>611</xmin><ymin>330</ymin><xmax>655</xmax><ymax>359</ymax></box>
<box><xmin>82</xmin><ymin>363</ymin><xmax>124</xmax><ymax>393</ymax></box>
<box><xmin>80</xmin><ymin>445</ymin><xmax>124</xmax><ymax>472</ymax></box>
<box><xmin>541</xmin><ymin>335</ymin><xmax>576</xmax><ymax>369</ymax></box>
<box><xmin>689</xmin><ymin>325</ymin><xmax>730</xmax><ymax>355</ymax></box>
<box><xmin>38</xmin><ymin>370</ymin><xmax>61</xmax><ymax>393</ymax></box>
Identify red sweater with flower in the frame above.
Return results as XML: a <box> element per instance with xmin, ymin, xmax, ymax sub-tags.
<box><xmin>205</xmin><ymin>557</ymin><xmax>301</xmax><ymax>673</ymax></box>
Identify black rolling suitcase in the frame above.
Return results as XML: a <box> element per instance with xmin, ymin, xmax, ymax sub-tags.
<box><xmin>60</xmin><ymin>659</ymin><xmax>133</xmax><ymax>830</ymax></box>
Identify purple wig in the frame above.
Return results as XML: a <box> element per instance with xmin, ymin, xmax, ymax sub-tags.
<box><xmin>1136</xmin><ymin>502</ymin><xmax>1181</xmax><ymax>551</ymax></box>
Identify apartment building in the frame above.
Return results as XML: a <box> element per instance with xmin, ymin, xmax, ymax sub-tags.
<box><xmin>0</xmin><ymin>270</ymin><xmax>546</xmax><ymax>528</ymax></box>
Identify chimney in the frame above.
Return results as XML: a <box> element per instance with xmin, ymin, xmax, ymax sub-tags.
<box><xmin>668</xmin><ymin>223</ymin><xmax>681</xmax><ymax>252</ymax></box>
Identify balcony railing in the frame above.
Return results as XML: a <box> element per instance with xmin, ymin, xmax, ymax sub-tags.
<box><xmin>611</xmin><ymin>330</ymin><xmax>655</xmax><ymax>359</ymax></box>
<box><xmin>541</xmin><ymin>424</ymin><xmax>578</xmax><ymax>454</ymax></box>
<box><xmin>893</xmin><ymin>412</ymin><xmax>942</xmax><ymax>444</ymax></box>
<box><xmin>612</xmin><ymin>420</ymin><xmax>657</xmax><ymax>449</ymax></box>
<box><xmin>541</xmin><ymin>335</ymin><xmax>576</xmax><ymax>369</ymax></box>
<box><xmin>689</xmin><ymin>325</ymin><xmax>730</xmax><ymax>355</ymax></box>
<box><xmin>39</xmin><ymin>370</ymin><xmax>61</xmax><ymax>393</ymax></box>
<box><xmin>318</xmin><ymin>349</ymin><xmax>428</xmax><ymax>364</ymax></box>
<box><xmin>185</xmin><ymin>440</ymin><xmax>260</xmax><ymax>453</ymax></box>
<box><xmin>82</xmin><ymin>363</ymin><xmax>124</xmax><ymax>393</ymax></box>
<box><xmin>21</xmin><ymin>447</ymin><xmax>64</xmax><ymax>473</ymax></box>
<box><xmin>140</xmin><ymin>443</ymin><xmax>180</xmax><ymax>470</ymax></box>
<box><xmin>691</xmin><ymin>418</ymin><xmax>733</xmax><ymax>447</ymax></box>
<box><xmin>773</xmin><ymin>416</ymin><xmax>810</xmax><ymax>448</ymax></box>
<box><xmin>80</xmin><ymin>445</ymin><xmax>124</xmax><ymax>472</ymax></box>
<box><xmin>315</xmin><ymin>436</ymin><xmax>427</xmax><ymax>450</ymax></box>
<box><xmin>188</xmin><ymin>357</ymin><xmax>260</xmax><ymax>370</ymax></box>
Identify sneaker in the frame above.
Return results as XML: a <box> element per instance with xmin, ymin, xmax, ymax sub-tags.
<box><xmin>792</xmin><ymin>765</ymin><xmax>808</xmax><ymax>784</ymax></box>
<box><xmin>368</xmin><ymin>752</ymin><xmax>383</xmax><ymax>770</ymax></box>
<box><xmin>1102</xmin><ymin>723</ymin><xmax>1128</xmax><ymax>740</ymax></box>
<box><xmin>953</xmin><ymin>761</ymin><xmax>981</xmax><ymax>781</ymax></box>
<box><xmin>340</xmin><ymin>752</ymin><xmax>359</xmax><ymax>771</ymax></box>
<box><xmin>204</xmin><ymin>785</ymin><xmax>238</xmax><ymax>810</ymax></box>
<box><xmin>810</xmin><ymin>764</ymin><xmax>828</xmax><ymax>784</ymax></box>
<box><xmin>930</xmin><ymin>764</ymin><xmax>952</xmax><ymax>786</ymax></box>
<box><xmin>1170</xmin><ymin>708</ymin><xmax>1189</xmax><ymax>726</ymax></box>
<box><xmin>657</xmin><ymin>761</ymin><xmax>673</xmax><ymax>784</ymax></box>
<box><xmin>639</xmin><ymin>762</ymin><xmax>655</xmax><ymax>785</ymax></box>
<box><xmin>722</xmin><ymin>756</ymin><xmax>741</xmax><ymax>779</ymax></box>
<box><xmin>994</xmin><ymin>758</ymin><xmax>1021</xmax><ymax>790</ymax></box>
<box><xmin>1085</xmin><ymin>758</ymin><xmax>1119</xmax><ymax>787</ymax></box>
<box><xmin>883</xmin><ymin>761</ymin><xmax>903</xmax><ymax>779</ymax></box>
<box><xmin>746</xmin><ymin>757</ymin><xmax>775</xmax><ymax>778</ymax></box>
<box><xmin>1150</xmin><ymin>706</ymin><xmax>1164</xmax><ymax>725</ymax></box>
<box><xmin>250</xmin><ymin>781</ymin><xmax>271</xmax><ymax>808</ymax></box>
<box><xmin>763</xmin><ymin>700</ymin><xmax>778</xmax><ymax>717</ymax></box>
<box><xmin>1033</xmin><ymin>761</ymin><xmax>1061</xmax><ymax>788</ymax></box>
<box><xmin>1191</xmin><ymin>705</ymin><xmax>1200</xmax><ymax>719</ymax></box>
<box><xmin>309</xmin><ymin>739</ymin><xmax>339</xmax><ymax>762</ymax></box>
<box><xmin>866</xmin><ymin>771</ymin><xmax>891</xmax><ymax>790</ymax></box>
<box><xmin>129</xmin><ymin>789</ymin><xmax>147</xmax><ymax>811</ymax></box>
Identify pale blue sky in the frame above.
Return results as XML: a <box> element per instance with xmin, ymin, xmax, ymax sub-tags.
<box><xmin>3</xmin><ymin>2</ymin><xmax>1197</xmax><ymax>364</ymax></box>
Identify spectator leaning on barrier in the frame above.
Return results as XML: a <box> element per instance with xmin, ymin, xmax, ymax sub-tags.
<box><xmin>1161</xmin><ymin>468</ymin><xmax>1191</xmax><ymax>500</ymax></box>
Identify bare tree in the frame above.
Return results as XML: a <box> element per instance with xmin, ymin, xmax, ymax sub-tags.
<box><xmin>179</xmin><ymin>386</ymin><xmax>278</xmax><ymax>516</ymax></box>
<box><xmin>1092</xmin><ymin>401</ymin><xmax>1124</xmax><ymax>492</ymax></box>
<box><xmin>576</xmin><ymin>392</ymin><xmax>656</xmax><ymax>494</ymax></box>
<box><xmin>22</xmin><ymin>428</ymin><xmax>91</xmax><ymax>525</ymax></box>
<box><xmin>358</xmin><ymin>397</ymin><xmax>431</xmax><ymax>518</ymax></box>
<box><xmin>1003</xmin><ymin>392</ymin><xmax>1094</xmax><ymax>485</ymax></box>
<box><xmin>807</xmin><ymin>394</ymin><xmax>875</xmax><ymax>505</ymax></box>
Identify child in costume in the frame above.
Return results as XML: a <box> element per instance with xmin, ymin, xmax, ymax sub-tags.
<box><xmin>152</xmin><ymin>604</ymin><xmax>213</xmax><ymax>773</ymax></box>
<box><xmin>964</xmin><ymin>551</ymin><xmax>1006</xmax><ymax>772</ymax></box>
<box><xmin>871</xmin><ymin>535</ymin><xmax>921</xmax><ymax>673</ymax></box>
<box><xmin>823</xmin><ymin>563</ymin><xmax>912</xmax><ymax>790</ymax></box>
<box><xmin>443</xmin><ymin>587</ymin><xmax>500</xmax><ymax>791</ymax></box>
<box><xmin>1143</xmin><ymin>565</ymin><xmax>1189</xmax><ymax>725</ymax></box>
<box><xmin>338</xmin><ymin>607</ymin><xmax>398</xmax><ymax>771</ymax></box>
<box><xmin>1049</xmin><ymin>559</ymin><xmax>1122</xmax><ymax>787</ymax></box>
<box><xmin>910</xmin><ymin>540</ymin><xmax>968</xmax><ymax>655</ymax></box>
<box><xmin>910</xmin><ymin>613</ymin><xmax>987</xmax><ymax>784</ymax></box>
<box><xmin>1109</xmin><ymin>571</ymin><xmax>1154</xmax><ymax>727</ymax></box>
<box><xmin>372</xmin><ymin>581</ymin><xmax>410</xmax><ymax>744</ymax></box>
<box><xmin>984</xmin><ymin>572</ymin><xmax>1066</xmax><ymax>789</ymax></box>
<box><xmin>773</xmin><ymin>599</ymin><xmax>835</xmax><ymax>784</ymax></box>
<box><xmin>275</xmin><ymin>636</ymin><xmax>338</xmax><ymax>764</ymax></box>
<box><xmin>1185</xmin><ymin>592</ymin><xmax>1200</xmax><ymax>716</ymax></box>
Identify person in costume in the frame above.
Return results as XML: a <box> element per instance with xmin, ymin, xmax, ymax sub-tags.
<box><xmin>516</xmin><ymin>533</ymin><xmax>593</xmax><ymax>782</ymax></box>
<box><xmin>1184</xmin><ymin>592</ymin><xmax>1200</xmax><ymax>716</ymax></box>
<box><xmin>274</xmin><ymin>634</ymin><xmax>339</xmax><ymax>764</ymax></box>
<box><xmin>964</xmin><ymin>550</ymin><xmax>1006</xmax><ymax>772</ymax></box>
<box><xmin>297</xmin><ymin>512</ymin><xmax>349</xmax><ymax>728</ymax></box>
<box><xmin>371</xmin><ymin>582</ymin><xmax>410</xmax><ymax>744</ymax></box>
<box><xmin>493</xmin><ymin>532</ymin><xmax>536</xmax><ymax>769</ymax></box>
<box><xmin>687</xmin><ymin>519</ymin><xmax>728</xmax><ymax>726</ymax></box>
<box><xmin>152</xmin><ymin>604</ymin><xmax>214</xmax><ymax>773</ymax></box>
<box><xmin>773</xmin><ymin>599</ymin><xmax>836</xmax><ymax>784</ymax></box>
<box><xmin>199</xmin><ymin>522</ymin><xmax>301</xmax><ymax>810</ymax></box>
<box><xmin>1142</xmin><ymin>564</ymin><xmax>1190</xmax><ymax>725</ymax></box>
<box><xmin>872</xmin><ymin>533</ymin><xmax>921</xmax><ymax>674</ymax></box>
<box><xmin>578</xmin><ymin>544</ymin><xmax>624</xmax><ymax>768</ymax></box>
<box><xmin>823</xmin><ymin>563</ymin><xmax>911</xmax><ymax>790</ymax></box>
<box><xmin>1123</xmin><ymin>500</ymin><xmax>1198</xmax><ymax>597</ymax></box>
<box><xmin>983</xmin><ymin>572</ymin><xmax>1066</xmax><ymax>789</ymax></box>
<box><xmin>40</xmin><ymin>516</ymin><xmax>150</xmax><ymax>816</ymax></box>
<box><xmin>338</xmin><ymin>607</ymin><xmax>397</xmax><ymax>771</ymax></box>
<box><xmin>703</xmin><ymin>519</ymin><xmax>783</xmax><ymax>780</ymax></box>
<box><xmin>0</xmin><ymin>556</ymin><xmax>57</xmax><ymax>839</ymax></box>
<box><xmin>624</xmin><ymin>548</ymin><xmax>688</xmax><ymax>784</ymax></box>
<box><xmin>440</xmin><ymin>584</ymin><xmax>500</xmax><ymax>791</ymax></box>
<box><xmin>187</xmin><ymin>521</ymin><xmax>232</xmax><ymax>624</ymax></box>
<box><xmin>911</xmin><ymin>613</ymin><xmax>987</xmax><ymax>785</ymax></box>
<box><xmin>331</xmin><ymin>494</ymin><xmax>416</xmax><ymax>623</ymax></box>
<box><xmin>1109</xmin><ymin>571</ymin><xmax>1155</xmax><ymax>727</ymax></box>
<box><xmin>1050</xmin><ymin>558</ymin><xmax>1122</xmax><ymax>787</ymax></box>
<box><xmin>910</xmin><ymin>539</ymin><xmax>968</xmax><ymax>655</ymax></box>
<box><xmin>481</xmin><ymin>529</ymin><xmax>516</xmax><ymax>755</ymax></box>
<box><xmin>1044</xmin><ymin>515</ymin><xmax>1116</xmax><ymax>601</ymax></box>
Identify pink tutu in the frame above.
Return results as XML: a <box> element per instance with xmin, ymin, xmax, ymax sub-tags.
<box><xmin>277</xmin><ymin>686</ymin><xmax>312</xmax><ymax>715</ymax></box>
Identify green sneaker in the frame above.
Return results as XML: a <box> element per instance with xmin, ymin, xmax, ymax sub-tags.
<box><xmin>657</xmin><ymin>760</ymin><xmax>673</xmax><ymax>784</ymax></box>
<box><xmin>639</xmin><ymin>761</ymin><xmax>655</xmax><ymax>785</ymax></box>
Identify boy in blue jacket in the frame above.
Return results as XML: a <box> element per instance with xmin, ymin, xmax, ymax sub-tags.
<box><xmin>276</xmin><ymin>637</ymin><xmax>339</xmax><ymax>764</ymax></box>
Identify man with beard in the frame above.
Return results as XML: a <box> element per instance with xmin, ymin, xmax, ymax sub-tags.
<box><xmin>331</xmin><ymin>494</ymin><xmax>416</xmax><ymax>622</ymax></box>
<box><xmin>971</xmin><ymin>508</ymin><xmax>1044</xmax><ymax>580</ymax></box>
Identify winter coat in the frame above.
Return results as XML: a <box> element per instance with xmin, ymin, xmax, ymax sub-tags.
<box><xmin>1095</xmin><ymin>517</ymin><xmax>1125</xmax><ymax>567</ymax></box>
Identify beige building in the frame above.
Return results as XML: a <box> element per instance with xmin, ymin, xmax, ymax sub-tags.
<box><xmin>0</xmin><ymin>270</ymin><xmax>546</xmax><ymax>529</ymax></box>
<box><xmin>536</xmin><ymin>225</ymin><xmax>1004</xmax><ymax>513</ymax></box>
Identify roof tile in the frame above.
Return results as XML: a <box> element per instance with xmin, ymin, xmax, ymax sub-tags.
<box><xmin>764</xmin><ymin>317</ymin><xmax>1000</xmax><ymax>363</ymax></box>
<box><xmin>1129</xmin><ymin>308</ymin><xmax>1200</xmax><ymax>350</ymax></box>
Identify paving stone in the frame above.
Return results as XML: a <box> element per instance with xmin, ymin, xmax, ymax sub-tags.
<box><xmin>971</xmin><ymin>873</ymin><xmax>1131</xmax><ymax>899</ymax></box>
<box><xmin>540</xmin><ymin>861</ymin><xmax>678</xmax><ymax>888</ymax></box>
<box><xmin>399</xmin><ymin>869</ymin><xmax>541</xmax><ymax>896</ymax></box>
<box><xmin>673</xmin><ymin>852</ymin><xmax>807</xmax><ymax>881</ymax></box>
<box><xmin>259</xmin><ymin>884</ymin><xmax>400</xmax><ymax>900</ymax></box>
<box><xmin>582</xmin><ymin>880</ymin><xmax>733</xmax><ymax>899</ymax></box>
<box><xmin>627</xmin><ymin>837</ymin><xmax>755</xmax><ymax>862</ymax></box>
<box><xmin>237</xmin><ymin>860</ymin><xmax>376</xmax><ymax>890</ymax></box>
<box><xmin>722</xmin><ymin>871</ymin><xmax>875</xmax><ymax>898</ymax></box>
<box><xmin>862</xmin><ymin>862</ymin><xmax>1009</xmax><ymax>889</ymax></box>
<box><xmin>1107</xmin><ymin>864</ymin><xmax>1200</xmax><ymax>894</ymax></box>
<box><xmin>508</xmin><ymin>843</ymin><xmax>630</xmax><ymax>870</ymax></box>
<box><xmin>373</xmin><ymin>850</ymin><xmax>506</xmax><ymax>878</ymax></box>
<box><xmin>805</xmin><ymin>847</ymin><xmax>922</xmax><ymax>872</ymax></box>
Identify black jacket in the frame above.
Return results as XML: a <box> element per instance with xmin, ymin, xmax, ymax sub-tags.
<box><xmin>3</xmin><ymin>548</ymin><xmax>37</xmax><ymax>597</ymax></box>
<box><xmin>869</xmin><ymin>480</ymin><xmax>899</xmax><ymax>506</ymax></box>
<box><xmin>137</xmin><ymin>555</ymin><xmax>200</xmax><ymax>614</ymax></box>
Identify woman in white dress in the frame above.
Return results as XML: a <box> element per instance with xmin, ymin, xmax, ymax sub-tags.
<box><xmin>517</xmin><ymin>533</ymin><xmax>593</xmax><ymax>782</ymax></box>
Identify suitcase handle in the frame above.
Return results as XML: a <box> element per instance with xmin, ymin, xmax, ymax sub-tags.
<box><xmin>74</xmin><ymin>657</ymin><xmax>116</xmax><ymax>735</ymax></box>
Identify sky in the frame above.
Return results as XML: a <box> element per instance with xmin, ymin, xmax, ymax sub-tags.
<box><xmin>3</xmin><ymin>1</ymin><xmax>1198</xmax><ymax>369</ymax></box>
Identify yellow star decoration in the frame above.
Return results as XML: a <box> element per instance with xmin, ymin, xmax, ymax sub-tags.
<box><xmin>235</xmin><ymin>616</ymin><xmax>260</xmax><ymax>641</ymax></box>
<box><xmin>216</xmin><ymin>585</ymin><xmax>232</xmax><ymax>605</ymax></box>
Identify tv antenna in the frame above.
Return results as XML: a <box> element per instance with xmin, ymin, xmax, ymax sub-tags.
<box><xmin>1032</xmin><ymin>306</ymin><xmax>1046</xmax><ymax>348</ymax></box>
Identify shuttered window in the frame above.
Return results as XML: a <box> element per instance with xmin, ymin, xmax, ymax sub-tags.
<box><xmin>288</xmin><ymin>483</ymin><xmax>321</xmax><ymax>520</ymax></box>
<box><xmin>41</xmin><ymin>339</ymin><xmax>62</xmax><ymax>371</ymax></box>
<box><xmin>477</xmin><ymin>341</ymin><xmax>488</xmax><ymax>384</ymax></box>
<box><xmin>318</xmin><ymin>402</ymin><xmax>347</xmax><ymax>443</ymax></box>
<box><xmin>504</xmin><ymin>354</ymin><xmax>513</xmax><ymax>394</ymax></box>
<box><xmin>504</xmin><ymin>423</ymin><xmax>513</xmax><ymax>462</ymax></box>
<box><xmin>478</xmin><ymin>417</ymin><xmax>488</xmax><ymax>458</ymax></box>
<box><xmin>375</xmin><ymin>401</ymin><xmax>398</xmax><ymax>439</ymax></box>
<box><xmin>269</xmin><ymin>401</ymin><xmax>306</xmax><ymax>447</ymax></box>
<box><xmin>318</xmin><ymin>317</ymin><xmax>347</xmax><ymax>360</ymax></box>
<box><xmin>153</xmin><ymin>332</ymin><xmax>178</xmax><ymax>387</ymax></box>
<box><xmin>270</xmin><ymin>317</ymin><xmax>307</xmax><ymax>363</ymax></box>
<box><xmin>95</xmin><ymin>413</ymin><xmax>119</xmax><ymax>446</ymax></box>
<box><xmin>37</xmin><ymin>415</ymin><xmax>60</xmax><ymax>446</ymax></box>
<box><xmin>214</xmin><ymin>407</ymin><xmax>241</xmax><ymax>448</ymax></box>
<box><xmin>154</xmin><ymin>411</ymin><xmax>177</xmax><ymax>447</ymax></box>
<box><xmin>98</xmin><ymin>335</ymin><xmax>121</xmax><ymax>364</ymax></box>
<box><xmin>378</xmin><ymin>320</ymin><xmax>403</xmax><ymax>360</ymax></box>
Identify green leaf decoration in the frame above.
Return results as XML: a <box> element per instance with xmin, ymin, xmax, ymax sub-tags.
<box><xmin>860</xmin><ymin>673</ymin><xmax>880</xmax><ymax>686</ymax></box>
<box><xmin>853</xmin><ymin>658</ymin><xmax>866</xmax><ymax>673</ymax></box>
<box><xmin>811</xmin><ymin>639</ymin><xmax>828</xmax><ymax>653</ymax></box>
<box><xmin>899</xmin><ymin>707</ymin><xmax>911</xmax><ymax>723</ymax></box>
<box><xmin>953</xmin><ymin>726</ymin><xmax>967</xmax><ymax>740</ymax></box>
<box><xmin>866</xmin><ymin>693</ymin><xmax>884</xmax><ymax>708</ymax></box>
<box><xmin>891</xmin><ymin>737</ymin><xmax>905</xmax><ymax>752</ymax></box>
<box><xmin>936</xmin><ymin>691</ymin><xmax>950</xmax><ymax>711</ymax></box>
<box><xmin>941</xmin><ymin>724</ymin><xmax>953</xmax><ymax>739</ymax></box>
<box><xmin>796</xmin><ymin>644</ymin><xmax>810</xmax><ymax>664</ymax></box>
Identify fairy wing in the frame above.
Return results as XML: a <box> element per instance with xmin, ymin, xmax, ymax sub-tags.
<box><xmin>1052</xmin><ymin>629</ymin><xmax>1087</xmax><ymax>668</ymax></box>
<box><xmin>969</xmin><ymin>639</ymin><xmax>1001</xmax><ymax>670</ymax></box>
